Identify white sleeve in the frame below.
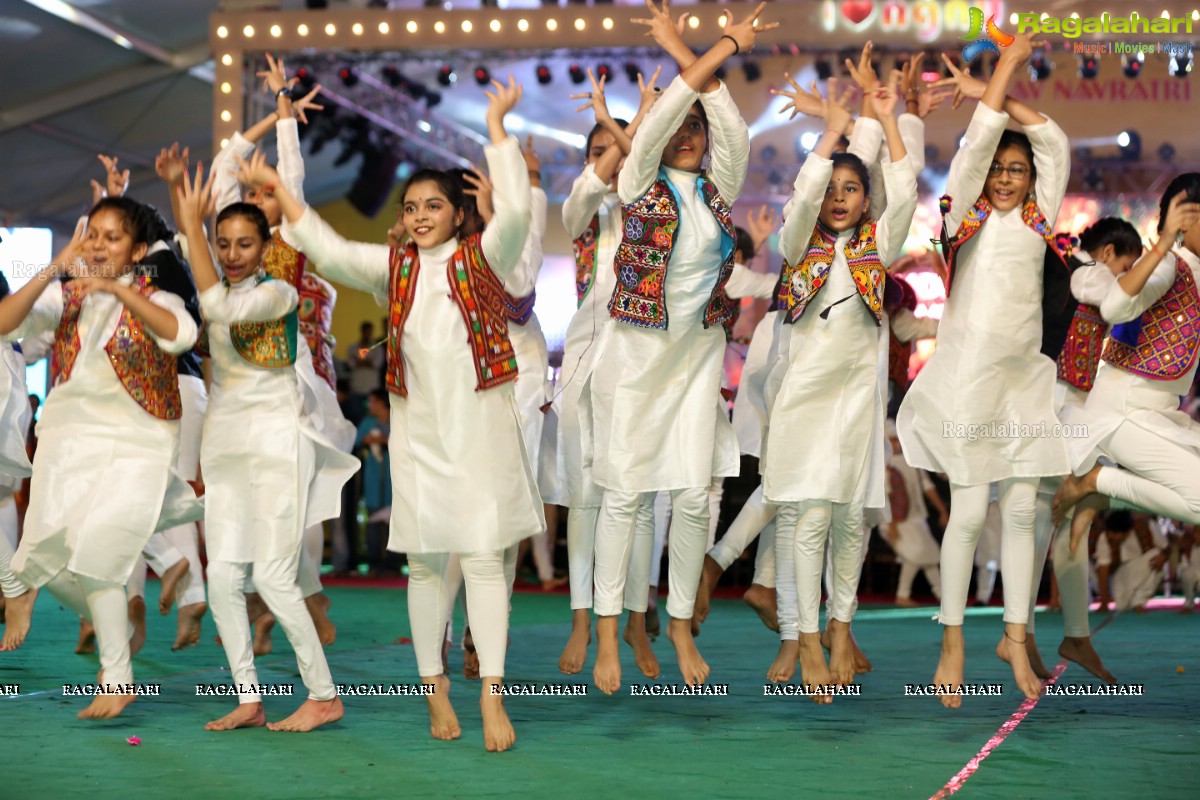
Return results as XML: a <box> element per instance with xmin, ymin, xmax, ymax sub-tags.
<box><xmin>1025</xmin><ymin>115</ymin><xmax>1071</xmax><ymax>228</ymax></box>
<box><xmin>199</xmin><ymin>279</ymin><xmax>298</xmax><ymax>326</ymax></box>
<box><xmin>943</xmin><ymin>103</ymin><xmax>1010</xmax><ymax>234</ymax></box>
<box><xmin>897</xmin><ymin>114</ymin><xmax>926</xmax><ymax>175</ymax></box>
<box><xmin>891</xmin><ymin>307</ymin><xmax>939</xmax><ymax>342</ymax></box>
<box><xmin>779</xmin><ymin>154</ymin><xmax>833</xmax><ymax>265</ymax></box>
<box><xmin>2</xmin><ymin>281</ymin><xmax>64</xmax><ymax>343</ymax></box>
<box><xmin>504</xmin><ymin>186</ymin><xmax>547</xmax><ymax>299</ymax></box>
<box><xmin>1069</xmin><ymin>262</ymin><xmax>1117</xmax><ymax>307</ymax></box>
<box><xmin>211</xmin><ymin>132</ymin><xmax>255</xmax><ymax>214</ymax></box>
<box><xmin>848</xmin><ymin>117</ymin><xmax>885</xmax><ymax>218</ymax></box>
<box><xmin>562</xmin><ymin>166</ymin><xmax>609</xmax><ymax>239</ymax></box>
<box><xmin>877</xmin><ymin>155</ymin><xmax>918</xmax><ymax>265</ymax></box>
<box><xmin>698</xmin><ymin>80</ymin><xmax>751</xmax><ymax>205</ymax></box>
<box><xmin>274</xmin><ymin>117</ymin><xmax>305</xmax><ymax>205</ymax></box>
<box><xmin>284</xmin><ymin>208</ymin><xmax>390</xmax><ymax>298</ymax></box>
<box><xmin>1099</xmin><ymin>256</ymin><xmax>1176</xmax><ymax>324</ymax></box>
<box><xmin>724</xmin><ymin>262</ymin><xmax>777</xmax><ymax>300</ymax></box>
<box><xmin>479</xmin><ymin>135</ymin><xmax>532</xmax><ymax>281</ymax></box>
<box><xmin>146</xmin><ymin>289</ymin><xmax>200</xmax><ymax>354</ymax></box>
<box><xmin>618</xmin><ymin>75</ymin><xmax>699</xmax><ymax>204</ymax></box>
<box><xmin>18</xmin><ymin>329</ymin><xmax>55</xmax><ymax>365</ymax></box>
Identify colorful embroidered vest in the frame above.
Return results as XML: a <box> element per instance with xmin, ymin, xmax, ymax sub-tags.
<box><xmin>385</xmin><ymin>234</ymin><xmax>518</xmax><ymax>397</ymax></box>
<box><xmin>573</xmin><ymin>214</ymin><xmax>600</xmax><ymax>307</ymax></box>
<box><xmin>1102</xmin><ymin>256</ymin><xmax>1200</xmax><ymax>381</ymax></box>
<box><xmin>777</xmin><ymin>220</ymin><xmax>886</xmax><ymax>326</ymax></box>
<box><xmin>609</xmin><ymin>173</ymin><xmax>736</xmax><ymax>331</ymax></box>
<box><xmin>52</xmin><ymin>277</ymin><xmax>182</xmax><ymax>420</ymax></box>
<box><xmin>939</xmin><ymin>194</ymin><xmax>1066</xmax><ymax>295</ymax></box>
<box><xmin>503</xmin><ymin>290</ymin><xmax>537</xmax><ymax>326</ymax></box>
<box><xmin>298</xmin><ymin>272</ymin><xmax>338</xmax><ymax>390</ymax></box>
<box><xmin>262</xmin><ymin>229</ymin><xmax>306</xmax><ymax>289</ymax></box>
<box><xmin>195</xmin><ymin>272</ymin><xmax>299</xmax><ymax>369</ymax></box>
<box><xmin>1055</xmin><ymin>303</ymin><xmax>1107</xmax><ymax>391</ymax></box>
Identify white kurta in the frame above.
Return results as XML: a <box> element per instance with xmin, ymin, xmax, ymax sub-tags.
<box><xmin>898</xmin><ymin>103</ymin><xmax>1072</xmax><ymax>485</ymax></box>
<box><xmin>0</xmin><ymin>343</ymin><xmax>32</xmax><ymax>490</ymax></box>
<box><xmin>887</xmin><ymin>451</ymin><xmax>941</xmax><ymax>566</ymax></box>
<box><xmin>1054</xmin><ymin>252</ymin><xmax>1117</xmax><ymax>414</ymax></box>
<box><xmin>555</xmin><ymin>167</ymin><xmax>622</xmax><ymax>508</ymax></box>
<box><xmin>1069</xmin><ymin>247</ymin><xmax>1200</xmax><ymax>472</ymax></box>
<box><xmin>731</xmin><ymin>310</ymin><xmax>780</xmax><ymax>459</ymax></box>
<box><xmin>763</xmin><ymin>152</ymin><xmax>917</xmax><ymax>508</ymax></box>
<box><xmin>591</xmin><ymin>75</ymin><xmax>749</xmax><ymax>493</ymax></box>
<box><xmin>284</xmin><ymin>136</ymin><xmax>544</xmax><ymax>554</ymax></box>
<box><xmin>6</xmin><ymin>276</ymin><xmax>200</xmax><ymax>586</ymax></box>
<box><xmin>199</xmin><ymin>276</ymin><xmax>358</xmax><ymax>563</ymax></box>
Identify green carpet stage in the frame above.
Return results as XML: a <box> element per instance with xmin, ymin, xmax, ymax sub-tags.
<box><xmin>2</xmin><ymin>585</ymin><xmax>1197</xmax><ymax>799</ymax></box>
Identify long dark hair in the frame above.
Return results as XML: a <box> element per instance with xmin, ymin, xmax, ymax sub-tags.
<box><xmin>1078</xmin><ymin>217</ymin><xmax>1142</xmax><ymax>259</ymax></box>
<box><xmin>1156</xmin><ymin>173</ymin><xmax>1200</xmax><ymax>233</ymax></box>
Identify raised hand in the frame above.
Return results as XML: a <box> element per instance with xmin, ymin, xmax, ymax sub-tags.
<box><xmin>631</xmin><ymin>0</ymin><xmax>690</xmax><ymax>54</ymax></box>
<box><xmin>934</xmin><ymin>53</ymin><xmax>987</xmax><ymax>110</ymax></box>
<box><xmin>97</xmin><ymin>154</ymin><xmax>130</xmax><ymax>198</ymax></box>
<box><xmin>899</xmin><ymin>52</ymin><xmax>924</xmax><ymax>98</ymax></box>
<box><xmin>1163</xmin><ymin>189</ymin><xmax>1200</xmax><ymax>238</ymax></box>
<box><xmin>920</xmin><ymin>85</ymin><xmax>951</xmax><ymax>118</ymax></box>
<box><xmin>636</xmin><ymin>65</ymin><xmax>664</xmax><ymax>116</ymax></box>
<box><xmin>746</xmin><ymin>204</ymin><xmax>778</xmax><ymax>254</ymax></box>
<box><xmin>484</xmin><ymin>75</ymin><xmax>523</xmax><ymax>121</ymax></box>
<box><xmin>176</xmin><ymin>162</ymin><xmax>217</xmax><ymax>230</ymax></box>
<box><xmin>291</xmin><ymin>84</ymin><xmax>324</xmax><ymax>125</ymax></box>
<box><xmin>570</xmin><ymin>68</ymin><xmax>612</xmax><ymax>121</ymax></box>
<box><xmin>155</xmin><ymin>142</ymin><xmax>190</xmax><ymax>186</ymax></box>
<box><xmin>256</xmin><ymin>52</ymin><xmax>293</xmax><ymax>96</ymax></box>
<box><xmin>722</xmin><ymin>2</ymin><xmax>778</xmax><ymax>55</ymax></box>
<box><xmin>234</xmin><ymin>150</ymin><xmax>281</xmax><ymax>199</ymax></box>
<box><xmin>521</xmin><ymin>135</ymin><xmax>542</xmax><ymax>188</ymax></box>
<box><xmin>824</xmin><ymin>78</ymin><xmax>858</xmax><ymax>135</ymax></box>
<box><xmin>772</xmin><ymin>75</ymin><xmax>827</xmax><ymax>121</ymax></box>
<box><xmin>462</xmin><ymin>167</ymin><xmax>494</xmax><ymax>225</ymax></box>
<box><xmin>1000</xmin><ymin>30</ymin><xmax>1041</xmax><ymax>67</ymax></box>
<box><xmin>845</xmin><ymin>41</ymin><xmax>880</xmax><ymax>91</ymax></box>
<box><xmin>872</xmin><ymin>72</ymin><xmax>902</xmax><ymax>117</ymax></box>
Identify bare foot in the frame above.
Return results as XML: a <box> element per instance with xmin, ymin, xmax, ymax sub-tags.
<box><xmin>623</xmin><ymin>611</ymin><xmax>660</xmax><ymax>679</ymax></box>
<box><xmin>424</xmin><ymin>675</ymin><xmax>461</xmax><ymax>741</ymax></box>
<box><xmin>480</xmin><ymin>678</ymin><xmax>516</xmax><ymax>752</ymax></box>
<box><xmin>75</xmin><ymin>618</ymin><xmax>96</xmax><ymax>655</ymax></box>
<box><xmin>540</xmin><ymin>576</ymin><xmax>568</xmax><ymax>591</ymax></box>
<box><xmin>666</xmin><ymin>617</ymin><xmax>710</xmax><ymax>686</ymax></box>
<box><xmin>933</xmin><ymin>627</ymin><xmax>966</xmax><ymax>709</ymax></box>
<box><xmin>78</xmin><ymin>693</ymin><xmax>136</xmax><ymax>719</ymax></box>
<box><xmin>820</xmin><ymin>626</ymin><xmax>872</xmax><ymax>674</ymax></box>
<box><xmin>0</xmin><ymin>588</ymin><xmax>36</xmax><ymax>651</ymax></box>
<box><xmin>268</xmin><ymin>696</ymin><xmax>344</xmax><ymax>732</ymax></box>
<box><xmin>996</xmin><ymin>625</ymin><xmax>1043</xmax><ymax>701</ymax></box>
<box><xmin>245</xmin><ymin>592</ymin><xmax>269</xmax><ymax>623</ymax></box>
<box><xmin>205</xmin><ymin>702</ymin><xmax>266</xmax><ymax>731</ymax></box>
<box><xmin>304</xmin><ymin>593</ymin><xmax>336</xmax><ymax>646</ymax></box>
<box><xmin>157</xmin><ymin>559</ymin><xmax>190</xmax><ymax>616</ymax></box>
<box><xmin>128</xmin><ymin>596</ymin><xmax>147</xmax><ymax>657</ymax></box>
<box><xmin>557</xmin><ymin>609</ymin><xmax>591</xmax><ymax>675</ymax></box>
<box><xmin>693</xmin><ymin>555</ymin><xmax>723</xmax><ymax>626</ymax></box>
<box><xmin>1058</xmin><ymin>636</ymin><xmax>1117</xmax><ymax>684</ymax></box>
<box><xmin>592</xmin><ymin>616</ymin><xmax>622</xmax><ymax>695</ymax></box>
<box><xmin>743</xmin><ymin>584</ymin><xmax>780</xmax><ymax>632</ymax></box>
<box><xmin>253</xmin><ymin>612</ymin><xmax>275</xmax><ymax>657</ymax></box>
<box><xmin>1070</xmin><ymin>495</ymin><xmax>1108</xmax><ymax>555</ymax></box>
<box><xmin>462</xmin><ymin>628</ymin><xmax>480</xmax><ymax>681</ymax></box>
<box><xmin>1052</xmin><ymin>466</ymin><xmax>1101</xmax><ymax>526</ymax></box>
<box><xmin>1025</xmin><ymin>632</ymin><xmax>1052</xmax><ymax>680</ymax></box>
<box><xmin>172</xmin><ymin>602</ymin><xmax>206</xmax><ymax>651</ymax></box>
<box><xmin>798</xmin><ymin>633</ymin><xmax>833</xmax><ymax>704</ymax></box>
<box><xmin>766</xmin><ymin>639</ymin><xmax>798</xmax><ymax>683</ymax></box>
<box><xmin>825</xmin><ymin>620</ymin><xmax>856</xmax><ymax>688</ymax></box>
<box><xmin>895</xmin><ymin>596</ymin><xmax>920</xmax><ymax>608</ymax></box>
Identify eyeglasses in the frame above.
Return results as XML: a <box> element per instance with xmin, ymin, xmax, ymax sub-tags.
<box><xmin>988</xmin><ymin>163</ymin><xmax>1030</xmax><ymax>179</ymax></box>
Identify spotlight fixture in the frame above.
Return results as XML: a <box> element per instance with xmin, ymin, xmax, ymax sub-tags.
<box><xmin>596</xmin><ymin>63</ymin><xmax>612</xmax><ymax>82</ymax></box>
<box><xmin>1158</xmin><ymin>142</ymin><xmax>1176</xmax><ymax>163</ymax></box>
<box><xmin>1028</xmin><ymin>51</ymin><xmax>1051</xmax><ymax>81</ymax></box>
<box><xmin>1122</xmin><ymin>52</ymin><xmax>1143</xmax><ymax>78</ymax></box>
<box><xmin>382</xmin><ymin>64</ymin><xmax>406</xmax><ymax>90</ymax></box>
<box><xmin>1169</xmin><ymin>52</ymin><xmax>1193</xmax><ymax>78</ymax></box>
<box><xmin>535</xmin><ymin>64</ymin><xmax>552</xmax><ymax>85</ymax></box>
<box><xmin>624</xmin><ymin>61</ymin><xmax>640</xmax><ymax>83</ymax></box>
<box><xmin>568</xmin><ymin>64</ymin><xmax>586</xmax><ymax>84</ymax></box>
<box><xmin>424</xmin><ymin>90</ymin><xmax>442</xmax><ymax>109</ymax></box>
<box><xmin>1083</xmin><ymin>168</ymin><xmax>1105</xmax><ymax>192</ymax></box>
<box><xmin>337</xmin><ymin>66</ymin><xmax>358</xmax><ymax>87</ymax></box>
<box><xmin>1117</xmin><ymin>130</ymin><xmax>1141</xmax><ymax>161</ymax></box>
<box><xmin>743</xmin><ymin>59</ymin><xmax>762</xmax><ymax>82</ymax></box>
<box><xmin>814</xmin><ymin>56</ymin><xmax>833</xmax><ymax>81</ymax></box>
<box><xmin>294</xmin><ymin>67</ymin><xmax>317</xmax><ymax>93</ymax></box>
<box><xmin>437</xmin><ymin>65</ymin><xmax>455</xmax><ymax>86</ymax></box>
<box><xmin>1079</xmin><ymin>55</ymin><xmax>1100</xmax><ymax>79</ymax></box>
<box><xmin>473</xmin><ymin>65</ymin><xmax>491</xmax><ymax>86</ymax></box>
<box><xmin>759</xmin><ymin>143</ymin><xmax>777</xmax><ymax>163</ymax></box>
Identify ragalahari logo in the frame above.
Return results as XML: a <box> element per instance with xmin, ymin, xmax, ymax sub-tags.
<box><xmin>961</xmin><ymin>7</ymin><xmax>1015</xmax><ymax>61</ymax></box>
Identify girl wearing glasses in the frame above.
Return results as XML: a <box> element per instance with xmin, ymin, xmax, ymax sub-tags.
<box><xmin>896</xmin><ymin>32</ymin><xmax>1068</xmax><ymax>708</ymax></box>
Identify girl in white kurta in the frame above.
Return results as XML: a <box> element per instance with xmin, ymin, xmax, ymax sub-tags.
<box><xmin>274</xmin><ymin>81</ymin><xmax>538</xmax><ymax>753</ymax></box>
<box><xmin>897</xmin><ymin>37</ymin><xmax>1067</xmax><ymax>705</ymax></box>
<box><xmin>1027</xmin><ymin>219</ymin><xmax>1140</xmax><ymax>685</ymax></box>
<box><xmin>589</xmin><ymin>6</ymin><xmax>771</xmax><ymax>694</ymax></box>
<box><xmin>176</xmin><ymin>173</ymin><xmax>358</xmax><ymax>732</ymax></box>
<box><xmin>1055</xmin><ymin>176</ymin><xmax>1200</xmax><ymax>548</ymax></box>
<box><xmin>0</xmin><ymin>198</ymin><xmax>200</xmax><ymax>719</ymax></box>
<box><xmin>0</xmin><ymin>274</ymin><xmax>35</xmax><ymax>652</ymax></box>
<box><xmin>764</xmin><ymin>78</ymin><xmax>916</xmax><ymax>700</ymax></box>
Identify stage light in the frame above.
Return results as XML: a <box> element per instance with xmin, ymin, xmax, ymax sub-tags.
<box><xmin>338</xmin><ymin>67</ymin><xmax>358</xmax><ymax>88</ymax></box>
<box><xmin>536</xmin><ymin>64</ymin><xmax>552</xmax><ymax>85</ymax></box>
<box><xmin>295</xmin><ymin>68</ymin><xmax>317</xmax><ymax>93</ymax></box>
<box><xmin>1028</xmin><ymin>51</ymin><xmax>1051</xmax><ymax>81</ymax></box>
<box><xmin>438</xmin><ymin>65</ymin><xmax>456</xmax><ymax>86</ymax></box>
<box><xmin>1079</xmin><ymin>55</ymin><xmax>1100</xmax><ymax>79</ymax></box>
<box><xmin>797</xmin><ymin>131</ymin><xmax>819</xmax><ymax>154</ymax></box>
<box><xmin>814</xmin><ymin>57</ymin><xmax>833</xmax><ymax>81</ymax></box>
<box><xmin>624</xmin><ymin>62</ymin><xmax>640</xmax><ymax>83</ymax></box>
<box><xmin>1118</xmin><ymin>130</ymin><xmax>1141</xmax><ymax>161</ymax></box>
<box><xmin>474</xmin><ymin>66</ymin><xmax>491</xmax><ymax>86</ymax></box>
<box><xmin>1169</xmin><ymin>52</ymin><xmax>1193</xmax><ymax>77</ymax></box>
<box><xmin>1159</xmin><ymin>142</ymin><xmax>1176</xmax><ymax>163</ymax></box>
<box><xmin>760</xmin><ymin>143</ymin><xmax>777</xmax><ymax>163</ymax></box>
<box><xmin>1083</xmin><ymin>169</ymin><xmax>1105</xmax><ymax>192</ymax></box>
<box><xmin>743</xmin><ymin>60</ymin><xmax>762</xmax><ymax>82</ymax></box>
<box><xmin>569</xmin><ymin>64</ymin><xmax>586</xmax><ymax>85</ymax></box>
<box><xmin>596</xmin><ymin>64</ymin><xmax>612</xmax><ymax>82</ymax></box>
<box><xmin>1122</xmin><ymin>52</ymin><xmax>1143</xmax><ymax>78</ymax></box>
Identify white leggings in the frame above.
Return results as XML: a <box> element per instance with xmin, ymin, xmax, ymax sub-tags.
<box><xmin>1029</xmin><ymin>485</ymin><xmax>1090</xmax><ymax>638</ymax></box>
<box><xmin>794</xmin><ymin>500</ymin><xmax>865</xmax><ymax>634</ymax></box>
<box><xmin>774</xmin><ymin>504</ymin><xmax>799</xmax><ymax>640</ymax></box>
<box><xmin>46</xmin><ymin>570</ymin><xmax>132</xmax><ymax>686</ymax></box>
<box><xmin>567</xmin><ymin>500</ymin><xmax>655</xmax><ymax>611</ymax></box>
<box><xmin>939</xmin><ymin>479</ymin><xmax>1038</xmax><ymax>627</ymax></box>
<box><xmin>595</xmin><ymin>488</ymin><xmax>708</xmax><ymax>620</ymax></box>
<box><xmin>209</xmin><ymin>553</ymin><xmax>335</xmax><ymax>703</ymax></box>
<box><xmin>709</xmin><ymin>484</ymin><xmax>778</xmax><ymax>588</ymax></box>
<box><xmin>897</xmin><ymin>561</ymin><xmax>941</xmax><ymax>600</ymax></box>
<box><xmin>127</xmin><ymin>524</ymin><xmax>206</xmax><ymax>607</ymax></box>
<box><xmin>410</xmin><ymin>551</ymin><xmax>508</xmax><ymax>678</ymax></box>
<box><xmin>299</xmin><ymin>523</ymin><xmax>325</xmax><ymax>598</ymax></box>
<box><xmin>0</xmin><ymin>499</ymin><xmax>26</xmax><ymax>598</ymax></box>
<box><xmin>1096</xmin><ymin>422</ymin><xmax>1200</xmax><ymax>525</ymax></box>
<box><xmin>649</xmin><ymin>491</ymin><xmax>670</xmax><ymax>588</ymax></box>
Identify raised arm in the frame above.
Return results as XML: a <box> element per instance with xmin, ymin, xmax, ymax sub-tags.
<box><xmin>874</xmin><ymin>79</ymin><xmax>918</xmax><ymax>263</ymax></box>
<box><xmin>699</xmin><ymin>79</ymin><xmax>751</xmax><ymax>204</ymax></box>
<box><xmin>479</xmin><ymin>77</ymin><xmax>532</xmax><ymax>280</ymax></box>
<box><xmin>1102</xmin><ymin>192</ymin><xmax>1200</xmax><ymax>318</ymax></box>
<box><xmin>0</xmin><ymin>225</ymin><xmax>83</xmax><ymax>338</ymax></box>
<box><xmin>562</xmin><ymin>166</ymin><xmax>610</xmax><ymax>239</ymax></box>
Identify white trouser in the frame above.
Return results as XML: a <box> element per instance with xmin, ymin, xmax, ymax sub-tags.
<box><xmin>567</xmin><ymin>506</ymin><xmax>600</xmax><ymax>609</ymax></box>
<box><xmin>709</xmin><ymin>484</ymin><xmax>777</xmax><ymax>574</ymax></box>
<box><xmin>897</xmin><ymin>561</ymin><xmax>942</xmax><ymax>599</ymax></box>
<box><xmin>824</xmin><ymin>524</ymin><xmax>870</xmax><ymax>620</ymax></box>
<box><xmin>208</xmin><ymin>553</ymin><xmax>335</xmax><ymax>703</ymax></box>
<box><xmin>1026</xmin><ymin>490</ymin><xmax>1057</xmax><ymax>635</ymax></box>
<box><xmin>790</xmin><ymin>500</ymin><xmax>865</xmax><ymax>634</ymax></box>
<box><xmin>46</xmin><ymin>570</ymin><xmax>132</xmax><ymax>686</ymax></box>
<box><xmin>410</xmin><ymin>551</ymin><xmax>508</xmax><ymax>678</ymax></box>
<box><xmin>649</xmin><ymin>491</ymin><xmax>671</xmax><ymax>588</ymax></box>
<box><xmin>0</xmin><ymin>498</ymin><xmax>26</xmax><ymax>598</ymax></box>
<box><xmin>774</xmin><ymin>503</ymin><xmax>799</xmax><ymax>640</ymax></box>
<box><xmin>530</xmin><ymin>525</ymin><xmax>555</xmax><ymax>583</ymax></box>
<box><xmin>753</xmin><ymin>519</ymin><xmax>777</xmax><ymax>588</ymax></box>
<box><xmin>1052</xmin><ymin>512</ymin><xmax>1091</xmax><ymax>637</ymax></box>
<box><xmin>299</xmin><ymin>523</ymin><xmax>324</xmax><ymax>599</ymax></box>
<box><xmin>1097</xmin><ymin>423</ymin><xmax>1200</xmax><ymax>524</ymax></box>
<box><xmin>707</xmin><ymin>477</ymin><xmax>723</xmax><ymax>550</ymax></box>
<box><xmin>127</xmin><ymin>525</ymin><xmax>205</xmax><ymax>607</ymax></box>
<box><xmin>938</xmin><ymin>479</ymin><xmax>1038</xmax><ymax>627</ymax></box>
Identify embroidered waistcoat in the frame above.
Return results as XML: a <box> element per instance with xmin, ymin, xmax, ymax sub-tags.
<box><xmin>503</xmin><ymin>291</ymin><xmax>537</xmax><ymax>326</ymax></box>
<box><xmin>777</xmin><ymin>220</ymin><xmax>886</xmax><ymax>326</ymax></box>
<box><xmin>940</xmin><ymin>194</ymin><xmax>1066</xmax><ymax>295</ymax></box>
<box><xmin>298</xmin><ymin>272</ymin><xmax>338</xmax><ymax>389</ymax></box>
<box><xmin>1103</xmin><ymin>257</ymin><xmax>1200</xmax><ymax>381</ymax></box>
<box><xmin>1055</xmin><ymin>303</ymin><xmax>1107</xmax><ymax>391</ymax></box>
<box><xmin>195</xmin><ymin>272</ymin><xmax>299</xmax><ymax>369</ymax></box>
<box><xmin>573</xmin><ymin>214</ymin><xmax>600</xmax><ymax>307</ymax></box>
